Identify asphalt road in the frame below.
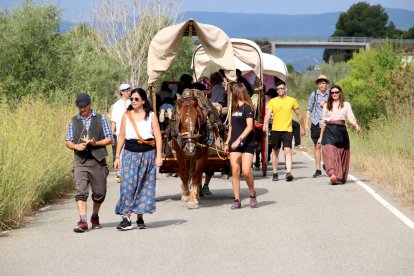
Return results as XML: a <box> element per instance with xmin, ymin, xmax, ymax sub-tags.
<box><xmin>1</xmin><ymin>151</ymin><xmax>414</xmax><ymax>275</ymax></box>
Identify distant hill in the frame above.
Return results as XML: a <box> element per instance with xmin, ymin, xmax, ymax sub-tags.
<box><xmin>183</xmin><ymin>8</ymin><xmax>414</xmax><ymax>72</ymax></box>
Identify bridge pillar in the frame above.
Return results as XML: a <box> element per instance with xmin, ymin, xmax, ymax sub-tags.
<box><xmin>365</xmin><ymin>42</ymin><xmax>371</xmax><ymax>51</ymax></box>
<box><xmin>271</xmin><ymin>42</ymin><xmax>276</xmax><ymax>55</ymax></box>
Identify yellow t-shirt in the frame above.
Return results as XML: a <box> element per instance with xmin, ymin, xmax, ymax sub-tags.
<box><xmin>266</xmin><ymin>96</ymin><xmax>299</xmax><ymax>132</ymax></box>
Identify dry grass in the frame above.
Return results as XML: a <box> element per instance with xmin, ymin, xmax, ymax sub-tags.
<box><xmin>0</xmin><ymin>97</ymin><xmax>75</xmax><ymax>230</ymax></box>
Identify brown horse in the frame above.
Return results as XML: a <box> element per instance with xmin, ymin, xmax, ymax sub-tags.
<box><xmin>172</xmin><ymin>89</ymin><xmax>209</xmax><ymax>209</ymax></box>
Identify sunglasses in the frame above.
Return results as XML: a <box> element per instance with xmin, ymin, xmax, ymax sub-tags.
<box><xmin>130</xmin><ymin>97</ymin><xmax>141</xmax><ymax>102</ymax></box>
<box><xmin>331</xmin><ymin>91</ymin><xmax>341</xmax><ymax>95</ymax></box>
<box><xmin>276</xmin><ymin>87</ymin><xmax>285</xmax><ymax>91</ymax></box>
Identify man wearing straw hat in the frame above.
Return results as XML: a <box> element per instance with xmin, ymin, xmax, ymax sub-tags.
<box><xmin>305</xmin><ymin>74</ymin><xmax>330</xmax><ymax>178</ymax></box>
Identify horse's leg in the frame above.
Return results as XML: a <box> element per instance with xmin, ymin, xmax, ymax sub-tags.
<box><xmin>187</xmin><ymin>150</ymin><xmax>209</xmax><ymax>209</ymax></box>
<box><xmin>180</xmin><ymin>159</ymin><xmax>191</xmax><ymax>204</ymax></box>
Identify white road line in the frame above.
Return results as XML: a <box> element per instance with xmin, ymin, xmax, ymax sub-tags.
<box><xmin>301</xmin><ymin>151</ymin><xmax>414</xmax><ymax>230</ymax></box>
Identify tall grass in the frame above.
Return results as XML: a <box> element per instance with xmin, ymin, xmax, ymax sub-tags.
<box><xmin>350</xmin><ymin>115</ymin><xmax>414</xmax><ymax>206</ymax></box>
<box><xmin>0</xmin><ymin>97</ymin><xmax>75</xmax><ymax>230</ymax></box>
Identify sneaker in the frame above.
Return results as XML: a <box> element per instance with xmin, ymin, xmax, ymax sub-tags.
<box><xmin>202</xmin><ymin>185</ymin><xmax>212</xmax><ymax>196</ymax></box>
<box><xmin>159</xmin><ymin>109</ymin><xmax>165</xmax><ymax>122</ymax></box>
<box><xmin>249</xmin><ymin>193</ymin><xmax>257</xmax><ymax>208</ymax></box>
<box><xmin>231</xmin><ymin>199</ymin><xmax>241</xmax><ymax>209</ymax></box>
<box><xmin>137</xmin><ymin>218</ymin><xmax>147</xmax><ymax>229</ymax></box>
<box><xmin>286</xmin><ymin>172</ymin><xmax>294</xmax><ymax>182</ymax></box>
<box><xmin>272</xmin><ymin>173</ymin><xmax>278</xmax><ymax>181</ymax></box>
<box><xmin>313</xmin><ymin>169</ymin><xmax>322</xmax><ymax>178</ymax></box>
<box><xmin>73</xmin><ymin>220</ymin><xmax>88</xmax><ymax>233</ymax></box>
<box><xmin>167</xmin><ymin>108</ymin><xmax>173</xmax><ymax>119</ymax></box>
<box><xmin>330</xmin><ymin>175</ymin><xmax>337</xmax><ymax>185</ymax></box>
<box><xmin>116</xmin><ymin>176</ymin><xmax>120</xmax><ymax>183</ymax></box>
<box><xmin>117</xmin><ymin>217</ymin><xmax>133</xmax><ymax>231</ymax></box>
<box><xmin>90</xmin><ymin>214</ymin><xmax>101</xmax><ymax>229</ymax></box>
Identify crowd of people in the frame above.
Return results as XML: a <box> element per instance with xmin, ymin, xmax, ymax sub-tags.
<box><xmin>65</xmin><ymin>72</ymin><xmax>361</xmax><ymax>233</ymax></box>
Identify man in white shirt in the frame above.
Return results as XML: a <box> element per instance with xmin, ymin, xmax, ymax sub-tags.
<box><xmin>110</xmin><ymin>83</ymin><xmax>131</xmax><ymax>182</ymax></box>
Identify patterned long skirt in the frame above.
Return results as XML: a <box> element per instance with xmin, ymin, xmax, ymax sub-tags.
<box><xmin>322</xmin><ymin>144</ymin><xmax>350</xmax><ymax>183</ymax></box>
<box><xmin>115</xmin><ymin>149</ymin><xmax>156</xmax><ymax>215</ymax></box>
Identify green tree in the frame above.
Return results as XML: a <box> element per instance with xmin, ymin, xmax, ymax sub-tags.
<box><xmin>323</xmin><ymin>2</ymin><xmax>400</xmax><ymax>62</ymax></box>
<box><xmin>0</xmin><ymin>1</ymin><xmax>66</xmax><ymax>98</ymax></box>
<box><xmin>338</xmin><ymin>42</ymin><xmax>401</xmax><ymax>125</ymax></box>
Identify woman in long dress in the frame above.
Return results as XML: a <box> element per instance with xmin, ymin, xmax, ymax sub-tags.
<box><xmin>114</xmin><ymin>88</ymin><xmax>163</xmax><ymax>230</ymax></box>
<box><xmin>318</xmin><ymin>85</ymin><xmax>361</xmax><ymax>184</ymax></box>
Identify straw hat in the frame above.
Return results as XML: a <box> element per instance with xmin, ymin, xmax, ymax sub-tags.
<box><xmin>315</xmin><ymin>74</ymin><xmax>330</xmax><ymax>84</ymax></box>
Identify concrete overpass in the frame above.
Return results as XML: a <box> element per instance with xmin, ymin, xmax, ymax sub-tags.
<box><xmin>248</xmin><ymin>36</ymin><xmax>414</xmax><ymax>55</ymax></box>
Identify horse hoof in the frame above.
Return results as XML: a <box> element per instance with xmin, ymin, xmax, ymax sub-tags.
<box><xmin>187</xmin><ymin>202</ymin><xmax>199</xmax><ymax>209</ymax></box>
<box><xmin>181</xmin><ymin>195</ymin><xmax>190</xmax><ymax>203</ymax></box>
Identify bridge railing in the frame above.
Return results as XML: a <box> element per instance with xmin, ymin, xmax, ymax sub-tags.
<box><xmin>249</xmin><ymin>36</ymin><xmax>414</xmax><ymax>44</ymax></box>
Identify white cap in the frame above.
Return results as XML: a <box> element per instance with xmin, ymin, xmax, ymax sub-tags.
<box><xmin>119</xmin><ymin>83</ymin><xmax>130</xmax><ymax>91</ymax></box>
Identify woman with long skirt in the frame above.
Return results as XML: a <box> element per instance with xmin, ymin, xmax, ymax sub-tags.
<box><xmin>114</xmin><ymin>88</ymin><xmax>163</xmax><ymax>230</ymax></box>
<box><xmin>318</xmin><ymin>85</ymin><xmax>361</xmax><ymax>184</ymax></box>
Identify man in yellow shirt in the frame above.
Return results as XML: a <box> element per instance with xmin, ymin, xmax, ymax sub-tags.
<box><xmin>263</xmin><ymin>81</ymin><xmax>305</xmax><ymax>181</ymax></box>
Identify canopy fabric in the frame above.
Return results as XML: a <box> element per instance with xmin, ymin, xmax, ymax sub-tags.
<box><xmin>147</xmin><ymin>19</ymin><xmax>236</xmax><ymax>84</ymax></box>
<box><xmin>193</xmin><ymin>38</ymin><xmax>263</xmax><ymax>80</ymax></box>
<box><xmin>262</xmin><ymin>53</ymin><xmax>288</xmax><ymax>83</ymax></box>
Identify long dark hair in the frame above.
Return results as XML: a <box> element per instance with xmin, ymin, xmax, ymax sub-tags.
<box><xmin>327</xmin><ymin>84</ymin><xmax>345</xmax><ymax>111</ymax></box>
<box><xmin>232</xmin><ymin>82</ymin><xmax>252</xmax><ymax>113</ymax></box>
<box><xmin>128</xmin><ymin>87</ymin><xmax>152</xmax><ymax>120</ymax></box>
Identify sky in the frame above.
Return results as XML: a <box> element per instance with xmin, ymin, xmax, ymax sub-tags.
<box><xmin>1</xmin><ymin>0</ymin><xmax>414</xmax><ymax>22</ymax></box>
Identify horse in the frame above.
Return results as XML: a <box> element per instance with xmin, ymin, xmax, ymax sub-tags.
<box><xmin>171</xmin><ymin>89</ymin><xmax>210</xmax><ymax>209</ymax></box>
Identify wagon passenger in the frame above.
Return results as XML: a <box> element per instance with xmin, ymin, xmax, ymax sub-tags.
<box><xmin>224</xmin><ymin>83</ymin><xmax>257</xmax><ymax>209</ymax></box>
<box><xmin>318</xmin><ymin>85</ymin><xmax>361</xmax><ymax>184</ymax></box>
<box><xmin>114</xmin><ymin>88</ymin><xmax>163</xmax><ymax>230</ymax></box>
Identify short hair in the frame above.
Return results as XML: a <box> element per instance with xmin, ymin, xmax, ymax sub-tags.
<box><xmin>275</xmin><ymin>81</ymin><xmax>286</xmax><ymax>88</ymax></box>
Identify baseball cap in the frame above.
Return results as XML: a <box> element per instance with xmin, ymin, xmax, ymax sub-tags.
<box><xmin>119</xmin><ymin>83</ymin><xmax>131</xmax><ymax>91</ymax></box>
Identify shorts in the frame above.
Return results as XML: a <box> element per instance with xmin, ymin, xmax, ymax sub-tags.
<box><xmin>311</xmin><ymin>123</ymin><xmax>321</xmax><ymax>145</ymax></box>
<box><xmin>271</xmin><ymin>131</ymin><xmax>293</xmax><ymax>149</ymax></box>
<box><xmin>229</xmin><ymin>145</ymin><xmax>255</xmax><ymax>154</ymax></box>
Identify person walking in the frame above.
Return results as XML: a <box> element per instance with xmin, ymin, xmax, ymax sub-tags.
<box><xmin>114</xmin><ymin>88</ymin><xmax>163</xmax><ymax>230</ymax></box>
<box><xmin>263</xmin><ymin>81</ymin><xmax>305</xmax><ymax>182</ymax></box>
<box><xmin>305</xmin><ymin>75</ymin><xmax>330</xmax><ymax>178</ymax></box>
<box><xmin>65</xmin><ymin>92</ymin><xmax>113</xmax><ymax>233</ymax></box>
<box><xmin>318</xmin><ymin>85</ymin><xmax>361</xmax><ymax>184</ymax></box>
<box><xmin>111</xmin><ymin>83</ymin><xmax>131</xmax><ymax>182</ymax></box>
<box><xmin>224</xmin><ymin>83</ymin><xmax>257</xmax><ymax>209</ymax></box>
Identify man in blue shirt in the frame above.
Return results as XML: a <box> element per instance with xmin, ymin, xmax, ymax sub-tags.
<box><xmin>66</xmin><ymin>92</ymin><xmax>112</xmax><ymax>233</ymax></box>
<box><xmin>305</xmin><ymin>75</ymin><xmax>330</xmax><ymax>178</ymax></box>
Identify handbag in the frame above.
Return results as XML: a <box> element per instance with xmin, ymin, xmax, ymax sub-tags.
<box><xmin>126</xmin><ymin>111</ymin><xmax>156</xmax><ymax>148</ymax></box>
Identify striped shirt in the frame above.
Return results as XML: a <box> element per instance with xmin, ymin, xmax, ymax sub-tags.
<box><xmin>306</xmin><ymin>90</ymin><xmax>329</xmax><ymax>126</ymax></box>
<box><xmin>65</xmin><ymin>111</ymin><xmax>112</xmax><ymax>142</ymax></box>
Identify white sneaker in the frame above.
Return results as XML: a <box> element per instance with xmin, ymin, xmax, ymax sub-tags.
<box><xmin>167</xmin><ymin>108</ymin><xmax>173</xmax><ymax>119</ymax></box>
<box><xmin>159</xmin><ymin>109</ymin><xmax>165</xmax><ymax>122</ymax></box>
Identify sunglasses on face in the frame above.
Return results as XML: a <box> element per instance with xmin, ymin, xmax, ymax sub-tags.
<box><xmin>130</xmin><ymin>97</ymin><xmax>141</xmax><ymax>102</ymax></box>
<box><xmin>331</xmin><ymin>91</ymin><xmax>340</xmax><ymax>95</ymax></box>
<box><xmin>276</xmin><ymin>87</ymin><xmax>285</xmax><ymax>91</ymax></box>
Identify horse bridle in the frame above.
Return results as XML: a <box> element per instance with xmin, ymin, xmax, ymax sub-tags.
<box><xmin>172</xmin><ymin>97</ymin><xmax>205</xmax><ymax>156</ymax></box>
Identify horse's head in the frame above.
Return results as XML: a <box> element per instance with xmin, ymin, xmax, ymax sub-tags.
<box><xmin>175</xmin><ymin>89</ymin><xmax>205</xmax><ymax>156</ymax></box>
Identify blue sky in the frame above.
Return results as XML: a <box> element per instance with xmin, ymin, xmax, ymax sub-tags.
<box><xmin>1</xmin><ymin>0</ymin><xmax>414</xmax><ymax>22</ymax></box>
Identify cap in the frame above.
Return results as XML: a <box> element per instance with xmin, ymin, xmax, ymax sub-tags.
<box><xmin>315</xmin><ymin>74</ymin><xmax>330</xmax><ymax>84</ymax></box>
<box><xmin>75</xmin><ymin>92</ymin><xmax>91</xmax><ymax>107</ymax></box>
<box><xmin>119</xmin><ymin>83</ymin><xmax>131</xmax><ymax>91</ymax></box>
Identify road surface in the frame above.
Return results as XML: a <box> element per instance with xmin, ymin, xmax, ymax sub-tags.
<box><xmin>1</xmin><ymin>151</ymin><xmax>414</xmax><ymax>275</ymax></box>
